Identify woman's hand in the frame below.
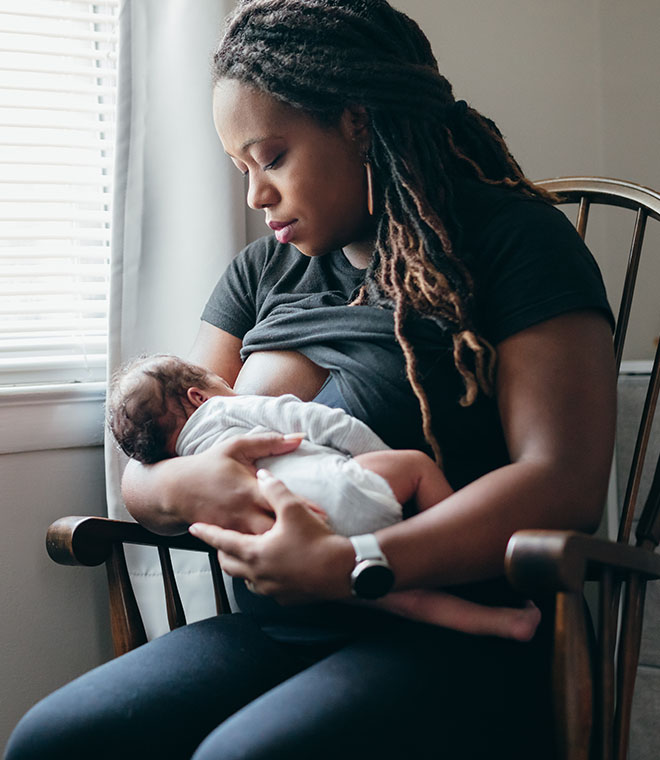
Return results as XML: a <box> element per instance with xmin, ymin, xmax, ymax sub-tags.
<box><xmin>122</xmin><ymin>433</ymin><xmax>307</xmax><ymax>536</ymax></box>
<box><xmin>189</xmin><ymin>470</ymin><xmax>355</xmax><ymax>605</ymax></box>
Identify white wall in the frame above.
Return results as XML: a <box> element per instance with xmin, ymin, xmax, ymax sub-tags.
<box><xmin>400</xmin><ymin>0</ymin><xmax>603</xmax><ymax>178</ymax></box>
<box><xmin>0</xmin><ymin>447</ymin><xmax>113</xmax><ymax>749</ymax></box>
<box><xmin>597</xmin><ymin>0</ymin><xmax>660</xmax><ymax>359</ymax></box>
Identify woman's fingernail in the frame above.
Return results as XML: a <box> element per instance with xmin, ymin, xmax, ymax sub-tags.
<box><xmin>256</xmin><ymin>468</ymin><xmax>273</xmax><ymax>480</ymax></box>
<box><xmin>188</xmin><ymin>523</ymin><xmax>200</xmax><ymax>535</ymax></box>
<box><xmin>283</xmin><ymin>432</ymin><xmax>306</xmax><ymax>440</ymax></box>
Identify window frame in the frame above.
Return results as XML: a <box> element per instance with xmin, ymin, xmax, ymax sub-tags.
<box><xmin>0</xmin><ymin>1</ymin><xmax>119</xmax><ymax>452</ymax></box>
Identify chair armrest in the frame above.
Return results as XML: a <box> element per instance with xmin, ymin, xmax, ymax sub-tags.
<box><xmin>46</xmin><ymin>515</ymin><xmax>211</xmax><ymax>567</ymax></box>
<box><xmin>505</xmin><ymin>529</ymin><xmax>660</xmax><ymax>595</ymax></box>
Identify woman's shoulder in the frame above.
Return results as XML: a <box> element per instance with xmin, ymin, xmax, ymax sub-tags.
<box><xmin>454</xmin><ymin>178</ymin><xmax>569</xmax><ymax>240</ymax></box>
<box><xmin>201</xmin><ymin>236</ymin><xmax>288</xmax><ymax>337</ymax></box>
<box><xmin>454</xmin><ymin>178</ymin><xmax>598</xmax><ymax>274</ymax></box>
<box><xmin>453</xmin><ymin>179</ymin><xmax>614</xmax><ymax>343</ymax></box>
<box><xmin>217</xmin><ymin>236</ymin><xmax>313</xmax><ymax>306</ymax></box>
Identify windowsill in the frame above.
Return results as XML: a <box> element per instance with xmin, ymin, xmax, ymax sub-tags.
<box><xmin>0</xmin><ymin>382</ymin><xmax>106</xmax><ymax>454</ymax></box>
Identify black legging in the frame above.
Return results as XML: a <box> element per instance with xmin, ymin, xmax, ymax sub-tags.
<box><xmin>5</xmin><ymin>609</ymin><xmax>554</xmax><ymax>760</ymax></box>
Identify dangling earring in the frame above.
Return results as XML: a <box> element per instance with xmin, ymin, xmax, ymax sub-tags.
<box><xmin>364</xmin><ymin>161</ymin><xmax>374</xmax><ymax>216</ymax></box>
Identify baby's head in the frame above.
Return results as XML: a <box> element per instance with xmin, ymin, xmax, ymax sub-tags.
<box><xmin>107</xmin><ymin>354</ymin><xmax>235</xmax><ymax>464</ymax></box>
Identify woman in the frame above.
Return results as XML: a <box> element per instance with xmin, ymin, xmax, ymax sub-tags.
<box><xmin>6</xmin><ymin>1</ymin><xmax>616</xmax><ymax>758</ymax></box>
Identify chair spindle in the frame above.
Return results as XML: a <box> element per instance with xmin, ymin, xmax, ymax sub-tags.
<box><xmin>554</xmin><ymin>591</ymin><xmax>593</xmax><ymax>760</ymax></box>
<box><xmin>597</xmin><ymin>569</ymin><xmax>615</xmax><ymax>760</ymax></box>
<box><xmin>208</xmin><ymin>551</ymin><xmax>230</xmax><ymax>615</ymax></box>
<box><xmin>576</xmin><ymin>196</ymin><xmax>591</xmax><ymax>239</ymax></box>
<box><xmin>106</xmin><ymin>543</ymin><xmax>148</xmax><ymax>656</ymax></box>
<box><xmin>614</xmin><ymin>574</ymin><xmax>647</xmax><ymax>760</ymax></box>
<box><xmin>157</xmin><ymin>546</ymin><xmax>187</xmax><ymax>630</ymax></box>
<box><xmin>613</xmin><ymin>209</ymin><xmax>648</xmax><ymax>371</ymax></box>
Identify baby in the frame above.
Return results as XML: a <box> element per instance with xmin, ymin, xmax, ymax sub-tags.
<box><xmin>108</xmin><ymin>354</ymin><xmax>541</xmax><ymax>641</ymax></box>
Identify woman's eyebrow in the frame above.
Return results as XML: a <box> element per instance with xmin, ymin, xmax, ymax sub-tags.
<box><xmin>241</xmin><ymin>136</ymin><xmax>268</xmax><ymax>151</ymax></box>
<box><xmin>225</xmin><ymin>136</ymin><xmax>282</xmax><ymax>158</ymax></box>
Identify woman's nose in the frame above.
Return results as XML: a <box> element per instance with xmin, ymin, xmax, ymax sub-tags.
<box><xmin>246</xmin><ymin>173</ymin><xmax>278</xmax><ymax>210</ymax></box>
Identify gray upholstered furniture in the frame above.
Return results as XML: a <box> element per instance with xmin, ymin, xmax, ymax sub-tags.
<box><xmin>618</xmin><ymin>369</ymin><xmax>660</xmax><ymax>760</ymax></box>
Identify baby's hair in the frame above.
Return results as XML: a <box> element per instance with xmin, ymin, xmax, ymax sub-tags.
<box><xmin>213</xmin><ymin>0</ymin><xmax>557</xmax><ymax>464</ymax></box>
<box><xmin>107</xmin><ymin>354</ymin><xmax>214</xmax><ymax>464</ymax></box>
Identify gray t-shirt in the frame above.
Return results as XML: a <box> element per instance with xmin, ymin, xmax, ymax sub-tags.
<box><xmin>202</xmin><ymin>179</ymin><xmax>613</xmax><ymax>491</ymax></box>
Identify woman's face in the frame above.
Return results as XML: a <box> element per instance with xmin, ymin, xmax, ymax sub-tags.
<box><xmin>212</xmin><ymin>79</ymin><xmax>373</xmax><ymax>261</ymax></box>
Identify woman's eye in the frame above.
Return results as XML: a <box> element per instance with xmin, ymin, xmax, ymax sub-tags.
<box><xmin>263</xmin><ymin>152</ymin><xmax>284</xmax><ymax>171</ymax></box>
<box><xmin>232</xmin><ymin>160</ymin><xmax>249</xmax><ymax>176</ymax></box>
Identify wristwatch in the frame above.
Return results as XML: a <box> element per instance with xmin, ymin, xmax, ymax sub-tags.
<box><xmin>349</xmin><ymin>534</ymin><xmax>395</xmax><ymax>600</ymax></box>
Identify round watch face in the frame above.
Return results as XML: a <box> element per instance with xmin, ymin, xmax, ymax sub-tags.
<box><xmin>352</xmin><ymin>560</ymin><xmax>395</xmax><ymax>600</ymax></box>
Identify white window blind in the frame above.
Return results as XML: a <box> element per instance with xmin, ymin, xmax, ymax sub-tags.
<box><xmin>0</xmin><ymin>0</ymin><xmax>119</xmax><ymax>386</ymax></box>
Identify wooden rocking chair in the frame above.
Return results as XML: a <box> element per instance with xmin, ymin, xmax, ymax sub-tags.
<box><xmin>505</xmin><ymin>177</ymin><xmax>660</xmax><ymax>760</ymax></box>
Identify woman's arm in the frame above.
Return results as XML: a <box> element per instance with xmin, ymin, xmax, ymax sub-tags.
<box><xmin>378</xmin><ymin>309</ymin><xmax>616</xmax><ymax>589</ymax></box>
<box><xmin>194</xmin><ymin>310</ymin><xmax>617</xmax><ymax>601</ymax></box>
<box><xmin>187</xmin><ymin>320</ymin><xmax>244</xmax><ymax>383</ymax></box>
<box><xmin>121</xmin><ymin>435</ymin><xmax>307</xmax><ymax>535</ymax></box>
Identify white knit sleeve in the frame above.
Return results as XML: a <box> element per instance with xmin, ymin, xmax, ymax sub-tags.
<box><xmin>245</xmin><ymin>395</ymin><xmax>390</xmax><ymax>456</ymax></box>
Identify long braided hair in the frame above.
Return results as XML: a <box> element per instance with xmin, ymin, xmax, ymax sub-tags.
<box><xmin>212</xmin><ymin>0</ymin><xmax>555</xmax><ymax>464</ymax></box>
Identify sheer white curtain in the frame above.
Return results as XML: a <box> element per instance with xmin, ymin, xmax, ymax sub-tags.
<box><xmin>105</xmin><ymin>0</ymin><xmax>244</xmax><ymax>637</ymax></box>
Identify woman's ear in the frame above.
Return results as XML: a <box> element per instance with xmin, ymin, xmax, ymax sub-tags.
<box><xmin>339</xmin><ymin>104</ymin><xmax>371</xmax><ymax>151</ymax></box>
<box><xmin>187</xmin><ymin>387</ymin><xmax>208</xmax><ymax>408</ymax></box>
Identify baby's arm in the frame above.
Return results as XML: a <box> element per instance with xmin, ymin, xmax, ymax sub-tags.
<box><xmin>353</xmin><ymin>448</ymin><xmax>453</xmax><ymax>512</ymax></box>
<box><xmin>246</xmin><ymin>394</ymin><xmax>391</xmax><ymax>456</ymax></box>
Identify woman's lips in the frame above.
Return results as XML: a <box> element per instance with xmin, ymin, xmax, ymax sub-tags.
<box><xmin>269</xmin><ymin>219</ymin><xmax>297</xmax><ymax>245</ymax></box>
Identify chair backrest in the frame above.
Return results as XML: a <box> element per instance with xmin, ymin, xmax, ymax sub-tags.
<box><xmin>537</xmin><ymin>177</ymin><xmax>660</xmax><ymax>549</ymax></box>
<box><xmin>536</xmin><ymin>177</ymin><xmax>660</xmax><ymax>760</ymax></box>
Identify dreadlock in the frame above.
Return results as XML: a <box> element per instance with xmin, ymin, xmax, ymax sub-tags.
<box><xmin>213</xmin><ymin>0</ymin><xmax>556</xmax><ymax>465</ymax></box>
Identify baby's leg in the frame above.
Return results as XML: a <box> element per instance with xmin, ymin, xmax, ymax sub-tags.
<box><xmin>370</xmin><ymin>590</ymin><xmax>542</xmax><ymax>642</ymax></box>
<box><xmin>350</xmin><ymin>452</ymin><xmax>539</xmax><ymax>640</ymax></box>
<box><xmin>354</xmin><ymin>449</ymin><xmax>453</xmax><ymax>512</ymax></box>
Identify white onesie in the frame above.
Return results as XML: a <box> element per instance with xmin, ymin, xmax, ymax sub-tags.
<box><xmin>175</xmin><ymin>394</ymin><xmax>402</xmax><ymax>535</ymax></box>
